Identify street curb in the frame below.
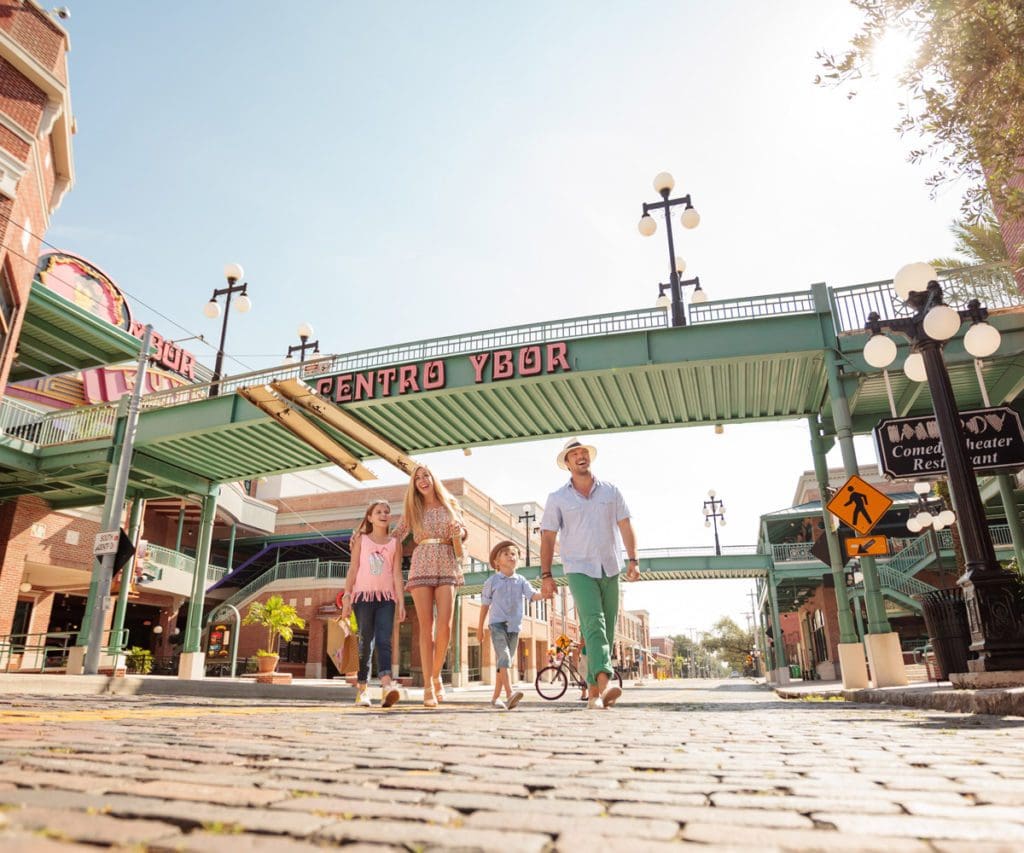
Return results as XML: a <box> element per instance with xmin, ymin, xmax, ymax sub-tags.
<box><xmin>0</xmin><ymin>673</ymin><xmax>358</xmax><ymax>701</ymax></box>
<box><xmin>776</xmin><ymin>683</ymin><xmax>1024</xmax><ymax>717</ymax></box>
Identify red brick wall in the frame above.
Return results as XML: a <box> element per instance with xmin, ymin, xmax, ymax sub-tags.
<box><xmin>0</xmin><ymin>496</ymin><xmax>101</xmax><ymax>634</ymax></box>
<box><xmin>0</xmin><ymin>1</ymin><xmax>66</xmax><ymax>75</ymax></box>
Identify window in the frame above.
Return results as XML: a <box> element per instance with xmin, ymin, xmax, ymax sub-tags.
<box><xmin>278</xmin><ymin>631</ymin><xmax>308</xmax><ymax>663</ymax></box>
<box><xmin>0</xmin><ymin>264</ymin><xmax>15</xmax><ymax>359</ymax></box>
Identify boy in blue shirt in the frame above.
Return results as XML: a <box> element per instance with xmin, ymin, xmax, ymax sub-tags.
<box><xmin>478</xmin><ymin>540</ymin><xmax>551</xmax><ymax>709</ymax></box>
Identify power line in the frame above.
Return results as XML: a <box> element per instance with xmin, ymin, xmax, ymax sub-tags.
<box><xmin>0</xmin><ymin>209</ymin><xmax>256</xmax><ymax>374</ymax></box>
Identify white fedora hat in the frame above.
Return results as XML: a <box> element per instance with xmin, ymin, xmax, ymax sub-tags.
<box><xmin>556</xmin><ymin>437</ymin><xmax>597</xmax><ymax>470</ymax></box>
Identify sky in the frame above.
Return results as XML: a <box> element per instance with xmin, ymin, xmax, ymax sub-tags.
<box><xmin>47</xmin><ymin>2</ymin><xmax>965</xmax><ymax>637</ymax></box>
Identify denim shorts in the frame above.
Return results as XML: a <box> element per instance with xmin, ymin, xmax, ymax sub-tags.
<box><xmin>489</xmin><ymin>621</ymin><xmax>519</xmax><ymax>670</ymax></box>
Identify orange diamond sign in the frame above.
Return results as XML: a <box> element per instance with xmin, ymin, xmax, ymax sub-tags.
<box><xmin>826</xmin><ymin>475</ymin><xmax>892</xmax><ymax>536</ymax></box>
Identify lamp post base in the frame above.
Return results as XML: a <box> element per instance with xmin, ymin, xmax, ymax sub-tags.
<box><xmin>962</xmin><ymin>568</ymin><xmax>1024</xmax><ymax>672</ymax></box>
<box><xmin>837</xmin><ymin>642</ymin><xmax>869</xmax><ymax>689</ymax></box>
<box><xmin>864</xmin><ymin>632</ymin><xmax>908</xmax><ymax>687</ymax></box>
<box><xmin>770</xmin><ymin>667</ymin><xmax>790</xmax><ymax>686</ymax></box>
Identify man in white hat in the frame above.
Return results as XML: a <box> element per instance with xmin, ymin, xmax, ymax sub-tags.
<box><xmin>539</xmin><ymin>438</ymin><xmax>639</xmax><ymax>709</ymax></box>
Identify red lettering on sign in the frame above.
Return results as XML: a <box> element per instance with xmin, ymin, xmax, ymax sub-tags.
<box><xmin>546</xmin><ymin>342</ymin><xmax>570</xmax><ymax>374</ymax></box>
<box><xmin>334</xmin><ymin>374</ymin><xmax>353</xmax><ymax>403</ymax></box>
<box><xmin>354</xmin><ymin>372</ymin><xmax>374</xmax><ymax>401</ymax></box>
<box><xmin>399</xmin><ymin>365</ymin><xmax>419</xmax><ymax>394</ymax></box>
<box><xmin>518</xmin><ymin>345</ymin><xmax>542</xmax><ymax>376</ymax></box>
<box><xmin>162</xmin><ymin>343</ymin><xmax>183</xmax><ymax>373</ymax></box>
<box><xmin>470</xmin><ymin>352</ymin><xmax>489</xmax><ymax>383</ymax></box>
<box><xmin>316</xmin><ymin>377</ymin><xmax>334</xmax><ymax>396</ymax></box>
<box><xmin>378</xmin><ymin>368</ymin><xmax>397</xmax><ymax>396</ymax></box>
<box><xmin>423</xmin><ymin>360</ymin><xmax>445</xmax><ymax>390</ymax></box>
<box><xmin>493</xmin><ymin>350</ymin><xmax>514</xmax><ymax>380</ymax></box>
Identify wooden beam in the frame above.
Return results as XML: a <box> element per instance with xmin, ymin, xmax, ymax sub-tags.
<box><xmin>236</xmin><ymin>384</ymin><xmax>376</xmax><ymax>482</ymax></box>
<box><xmin>270</xmin><ymin>378</ymin><xmax>417</xmax><ymax>476</ymax></box>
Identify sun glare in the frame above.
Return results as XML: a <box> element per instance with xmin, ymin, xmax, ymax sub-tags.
<box><xmin>871</xmin><ymin>27</ymin><xmax>919</xmax><ymax>82</ymax></box>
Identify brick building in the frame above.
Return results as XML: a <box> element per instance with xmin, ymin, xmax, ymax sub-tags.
<box><xmin>0</xmin><ymin>0</ymin><xmax>73</xmax><ymax>390</ymax></box>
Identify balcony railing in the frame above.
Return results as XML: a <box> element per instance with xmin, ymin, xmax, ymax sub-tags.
<box><xmin>143</xmin><ymin>544</ymin><xmax>228</xmax><ymax>584</ymax></box>
<box><xmin>214</xmin><ymin>559</ymin><xmax>350</xmax><ymax>616</ymax></box>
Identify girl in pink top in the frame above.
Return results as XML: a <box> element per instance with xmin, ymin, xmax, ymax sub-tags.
<box><xmin>340</xmin><ymin>500</ymin><xmax>406</xmax><ymax>708</ymax></box>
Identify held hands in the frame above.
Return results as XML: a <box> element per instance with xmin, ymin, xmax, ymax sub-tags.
<box><xmin>624</xmin><ymin>561</ymin><xmax>641</xmax><ymax>582</ymax></box>
<box><xmin>541</xmin><ymin>576</ymin><xmax>557</xmax><ymax>598</ymax></box>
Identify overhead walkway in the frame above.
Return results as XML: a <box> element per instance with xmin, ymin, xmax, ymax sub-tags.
<box><xmin>2</xmin><ymin>264</ymin><xmax>1022</xmax><ymax>514</ymax></box>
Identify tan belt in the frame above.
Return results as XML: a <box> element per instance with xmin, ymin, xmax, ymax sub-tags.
<box><xmin>418</xmin><ymin>538</ymin><xmax>450</xmax><ymax>546</ymax></box>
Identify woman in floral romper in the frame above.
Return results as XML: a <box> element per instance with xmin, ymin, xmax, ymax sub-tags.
<box><xmin>393</xmin><ymin>465</ymin><xmax>466</xmax><ymax>707</ymax></box>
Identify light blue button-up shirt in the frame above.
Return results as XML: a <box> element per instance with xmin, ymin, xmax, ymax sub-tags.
<box><xmin>481</xmin><ymin>572</ymin><xmax>536</xmax><ymax>633</ymax></box>
<box><xmin>540</xmin><ymin>477</ymin><xmax>631</xmax><ymax>578</ymax></box>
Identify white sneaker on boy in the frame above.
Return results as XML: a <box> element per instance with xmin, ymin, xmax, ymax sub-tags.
<box><xmin>356</xmin><ymin>690</ymin><xmax>372</xmax><ymax>707</ymax></box>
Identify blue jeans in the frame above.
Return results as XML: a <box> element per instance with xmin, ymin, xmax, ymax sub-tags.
<box><xmin>353</xmin><ymin>599</ymin><xmax>396</xmax><ymax>683</ymax></box>
<box><xmin>489</xmin><ymin>621</ymin><xmax>519</xmax><ymax>670</ymax></box>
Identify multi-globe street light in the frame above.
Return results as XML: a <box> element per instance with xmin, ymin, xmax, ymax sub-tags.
<box><xmin>284</xmin><ymin>322</ymin><xmax>320</xmax><ymax>364</ymax></box>
<box><xmin>203</xmin><ymin>263</ymin><xmax>252</xmax><ymax>396</ymax></box>
<box><xmin>637</xmin><ymin>172</ymin><xmax>702</xmax><ymax>327</ymax></box>
<box><xmin>861</xmin><ymin>262</ymin><xmax>1024</xmax><ymax>672</ymax></box>
<box><xmin>517</xmin><ymin>503</ymin><xmax>538</xmax><ymax>567</ymax></box>
<box><xmin>703</xmin><ymin>490</ymin><xmax>726</xmax><ymax>556</ymax></box>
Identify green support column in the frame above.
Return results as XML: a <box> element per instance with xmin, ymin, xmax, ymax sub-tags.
<box><xmin>174</xmin><ymin>505</ymin><xmax>185</xmax><ymax>552</ymax></box>
<box><xmin>226</xmin><ymin>523</ymin><xmax>237</xmax><ymax>569</ymax></box>
<box><xmin>766</xmin><ymin>565</ymin><xmax>787</xmax><ymax>674</ymax></box>
<box><xmin>183</xmin><ymin>489</ymin><xmax>218</xmax><ymax>656</ymax></box>
<box><xmin>451</xmin><ymin>592</ymin><xmax>463</xmax><ymax>687</ymax></box>
<box><xmin>995</xmin><ymin>473</ymin><xmax>1024</xmax><ymax>568</ymax></box>
<box><xmin>853</xmin><ymin>593</ymin><xmax>866</xmax><ymax>641</ymax></box>
<box><xmin>808</xmin><ymin>416</ymin><xmax>859</xmax><ymax>644</ymax></box>
<box><xmin>822</xmin><ymin>341</ymin><xmax>891</xmax><ymax>634</ymax></box>
<box><xmin>110</xmin><ymin>496</ymin><xmax>145</xmax><ymax>657</ymax></box>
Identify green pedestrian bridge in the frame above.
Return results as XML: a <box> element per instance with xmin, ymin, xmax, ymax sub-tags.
<box><xmin>2</xmin><ymin>263</ymin><xmax>1023</xmax><ymax>670</ymax></box>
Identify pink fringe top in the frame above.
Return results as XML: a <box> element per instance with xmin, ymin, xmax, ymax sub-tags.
<box><xmin>351</xmin><ymin>534</ymin><xmax>399</xmax><ymax>602</ymax></box>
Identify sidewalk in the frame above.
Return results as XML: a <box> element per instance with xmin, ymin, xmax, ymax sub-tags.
<box><xmin>775</xmin><ymin>677</ymin><xmax>1024</xmax><ymax>717</ymax></box>
<box><xmin>0</xmin><ymin>672</ymin><xmax>518</xmax><ymax>702</ymax></box>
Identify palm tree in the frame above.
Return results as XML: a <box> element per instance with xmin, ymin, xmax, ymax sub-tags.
<box><xmin>931</xmin><ymin>212</ymin><xmax>1009</xmax><ymax>269</ymax></box>
<box><xmin>242</xmin><ymin>594</ymin><xmax>306</xmax><ymax>658</ymax></box>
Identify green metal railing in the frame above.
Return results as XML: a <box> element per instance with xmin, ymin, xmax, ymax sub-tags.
<box><xmin>143</xmin><ymin>544</ymin><xmax>228</xmax><ymax>585</ymax></box>
<box><xmin>215</xmin><ymin>559</ymin><xmax>350</xmax><ymax>614</ymax></box>
<box><xmin>0</xmin><ymin>629</ymin><xmax>128</xmax><ymax>672</ymax></box>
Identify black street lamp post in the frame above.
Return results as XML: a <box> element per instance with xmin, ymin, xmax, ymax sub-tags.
<box><xmin>637</xmin><ymin>171</ymin><xmax>702</xmax><ymax>327</ymax></box>
<box><xmin>204</xmin><ymin>263</ymin><xmax>252</xmax><ymax>397</ymax></box>
<box><xmin>862</xmin><ymin>263</ymin><xmax>1024</xmax><ymax>671</ymax></box>
<box><xmin>285</xmin><ymin>322</ymin><xmax>320</xmax><ymax>364</ymax></box>
<box><xmin>703</xmin><ymin>490</ymin><xmax>725</xmax><ymax>557</ymax></box>
<box><xmin>518</xmin><ymin>504</ymin><xmax>537</xmax><ymax>567</ymax></box>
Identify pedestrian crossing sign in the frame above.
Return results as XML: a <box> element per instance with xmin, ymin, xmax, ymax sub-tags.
<box><xmin>826</xmin><ymin>475</ymin><xmax>892</xmax><ymax>536</ymax></box>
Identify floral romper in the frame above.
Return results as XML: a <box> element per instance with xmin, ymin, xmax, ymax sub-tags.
<box><xmin>394</xmin><ymin>506</ymin><xmax>465</xmax><ymax>589</ymax></box>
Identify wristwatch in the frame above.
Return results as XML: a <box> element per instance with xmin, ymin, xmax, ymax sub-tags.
<box><xmin>627</xmin><ymin>558</ymin><xmax>638</xmax><ymax>564</ymax></box>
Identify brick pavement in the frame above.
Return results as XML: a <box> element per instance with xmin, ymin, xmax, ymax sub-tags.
<box><xmin>0</xmin><ymin>678</ymin><xmax>1022</xmax><ymax>850</ymax></box>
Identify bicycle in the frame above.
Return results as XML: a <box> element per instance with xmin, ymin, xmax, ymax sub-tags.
<box><xmin>534</xmin><ymin>646</ymin><xmax>623</xmax><ymax>700</ymax></box>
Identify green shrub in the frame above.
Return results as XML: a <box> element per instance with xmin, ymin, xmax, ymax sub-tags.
<box><xmin>125</xmin><ymin>646</ymin><xmax>153</xmax><ymax>675</ymax></box>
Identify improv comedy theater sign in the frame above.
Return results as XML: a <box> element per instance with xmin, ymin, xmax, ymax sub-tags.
<box><xmin>873</xmin><ymin>407</ymin><xmax>1024</xmax><ymax>479</ymax></box>
<box><xmin>313</xmin><ymin>341</ymin><xmax>572</xmax><ymax>403</ymax></box>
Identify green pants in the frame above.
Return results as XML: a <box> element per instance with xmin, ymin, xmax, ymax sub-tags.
<box><xmin>566</xmin><ymin>572</ymin><xmax>619</xmax><ymax>685</ymax></box>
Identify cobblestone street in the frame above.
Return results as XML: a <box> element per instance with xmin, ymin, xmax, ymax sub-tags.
<box><xmin>0</xmin><ymin>678</ymin><xmax>1022</xmax><ymax>851</ymax></box>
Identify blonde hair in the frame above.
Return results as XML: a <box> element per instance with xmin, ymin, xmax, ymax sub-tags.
<box><xmin>357</xmin><ymin>500</ymin><xmax>391</xmax><ymax>536</ymax></box>
<box><xmin>402</xmin><ymin>465</ymin><xmax>461</xmax><ymax>540</ymax></box>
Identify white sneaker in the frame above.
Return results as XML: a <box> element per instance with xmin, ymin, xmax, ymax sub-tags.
<box><xmin>491</xmin><ymin>699</ymin><xmax>507</xmax><ymax>710</ymax></box>
<box><xmin>586</xmin><ymin>696</ymin><xmax>604</xmax><ymax>710</ymax></box>
<box><xmin>381</xmin><ymin>684</ymin><xmax>400</xmax><ymax>708</ymax></box>
<box><xmin>507</xmin><ymin>690</ymin><xmax>524</xmax><ymax>710</ymax></box>
<box><xmin>356</xmin><ymin>690</ymin><xmax>372</xmax><ymax>707</ymax></box>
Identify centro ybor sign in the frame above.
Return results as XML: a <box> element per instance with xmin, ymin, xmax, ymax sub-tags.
<box><xmin>873</xmin><ymin>407</ymin><xmax>1024</xmax><ymax>479</ymax></box>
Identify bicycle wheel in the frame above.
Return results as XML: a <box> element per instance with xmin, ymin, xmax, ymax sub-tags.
<box><xmin>535</xmin><ymin>666</ymin><xmax>568</xmax><ymax>700</ymax></box>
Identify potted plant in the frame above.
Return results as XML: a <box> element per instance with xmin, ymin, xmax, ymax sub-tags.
<box><xmin>242</xmin><ymin>595</ymin><xmax>305</xmax><ymax>674</ymax></box>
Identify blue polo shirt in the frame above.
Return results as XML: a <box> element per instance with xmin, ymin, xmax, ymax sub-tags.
<box><xmin>540</xmin><ymin>477</ymin><xmax>630</xmax><ymax>579</ymax></box>
<box><xmin>481</xmin><ymin>572</ymin><xmax>536</xmax><ymax>633</ymax></box>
